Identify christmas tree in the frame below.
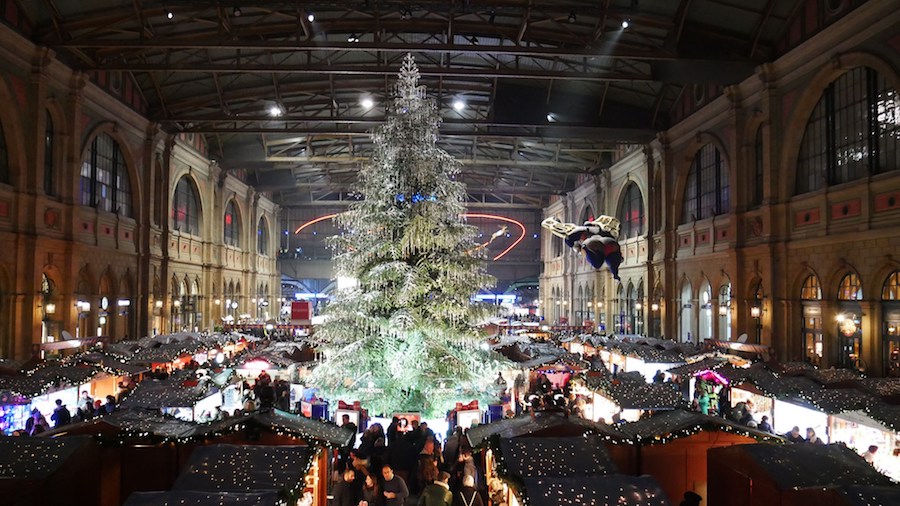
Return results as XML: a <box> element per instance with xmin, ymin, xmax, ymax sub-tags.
<box><xmin>310</xmin><ymin>54</ymin><xmax>507</xmax><ymax>416</ymax></box>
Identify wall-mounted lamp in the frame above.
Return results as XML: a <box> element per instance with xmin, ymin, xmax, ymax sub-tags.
<box><xmin>214</xmin><ymin>298</ymin><xmax>221</xmax><ymax>305</ymax></box>
<box><xmin>635</xmin><ymin>302</ymin><xmax>642</xmax><ymax>311</ymax></box>
<box><xmin>750</xmin><ymin>306</ymin><xmax>761</xmax><ymax>318</ymax></box>
<box><xmin>155</xmin><ymin>300</ymin><xmax>163</xmax><ymax>308</ymax></box>
<box><xmin>719</xmin><ymin>304</ymin><xmax>729</xmax><ymax>316</ymax></box>
<box><xmin>173</xmin><ymin>299</ymin><xmax>182</xmax><ymax>308</ymax></box>
<box><xmin>651</xmin><ymin>302</ymin><xmax>660</xmax><ymax>312</ymax></box>
<box><xmin>44</xmin><ymin>302</ymin><xmax>56</xmax><ymax>315</ymax></box>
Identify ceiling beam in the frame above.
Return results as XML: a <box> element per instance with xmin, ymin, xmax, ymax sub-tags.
<box><xmin>96</xmin><ymin>63</ymin><xmax>650</xmax><ymax>82</ymax></box>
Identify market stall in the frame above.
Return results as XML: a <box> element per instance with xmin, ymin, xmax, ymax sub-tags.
<box><xmin>707</xmin><ymin>443</ymin><xmax>895</xmax><ymax>506</ymax></box>
<box><xmin>620</xmin><ymin>409</ymin><xmax>782</xmax><ymax>503</ymax></box>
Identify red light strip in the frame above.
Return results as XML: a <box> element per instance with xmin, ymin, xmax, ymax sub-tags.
<box><xmin>294</xmin><ymin>212</ymin><xmax>526</xmax><ymax>261</ymax></box>
<box><xmin>461</xmin><ymin>213</ymin><xmax>527</xmax><ymax>261</ymax></box>
<box><xmin>293</xmin><ymin>213</ymin><xmax>338</xmax><ymax>234</ymax></box>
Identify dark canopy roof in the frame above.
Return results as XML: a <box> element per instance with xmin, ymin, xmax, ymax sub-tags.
<box><xmin>124</xmin><ymin>490</ymin><xmax>282</xmax><ymax>506</ymax></box>
<box><xmin>497</xmin><ymin>436</ymin><xmax>616</xmax><ymax>478</ymax></box>
<box><xmin>716</xmin><ymin>443</ymin><xmax>894</xmax><ymax>490</ymax></box>
<box><xmin>466</xmin><ymin>411</ymin><xmax>627</xmax><ymax>448</ymax></box>
<box><xmin>619</xmin><ymin>409</ymin><xmax>780</xmax><ymax>444</ymax></box>
<box><xmin>173</xmin><ymin>444</ymin><xmax>314</xmax><ymax>493</ymax></box>
<box><xmin>0</xmin><ymin>435</ymin><xmax>92</xmax><ymax>479</ymax></box>
<box><xmin>522</xmin><ymin>475</ymin><xmax>670</xmax><ymax>506</ymax></box>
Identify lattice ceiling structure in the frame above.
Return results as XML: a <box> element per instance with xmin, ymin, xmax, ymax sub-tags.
<box><xmin>20</xmin><ymin>0</ymin><xmax>803</xmax><ymax>209</ymax></box>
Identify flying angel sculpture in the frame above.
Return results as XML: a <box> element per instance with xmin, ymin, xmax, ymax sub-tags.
<box><xmin>541</xmin><ymin>215</ymin><xmax>623</xmax><ymax>280</ymax></box>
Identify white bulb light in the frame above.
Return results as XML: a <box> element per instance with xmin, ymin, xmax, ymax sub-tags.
<box><xmin>361</xmin><ymin>98</ymin><xmax>374</xmax><ymax>109</ymax></box>
<box><xmin>269</xmin><ymin>105</ymin><xmax>283</xmax><ymax>117</ymax></box>
<box><xmin>453</xmin><ymin>100</ymin><xmax>465</xmax><ymax>111</ymax></box>
<box><xmin>307</xmin><ymin>13</ymin><xmax>315</xmax><ymax>22</ymax></box>
<box><xmin>622</xmin><ymin>20</ymin><xmax>629</xmax><ymax>28</ymax></box>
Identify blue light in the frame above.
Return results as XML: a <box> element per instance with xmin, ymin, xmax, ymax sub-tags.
<box><xmin>533</xmin><ymin>233</ymin><xmax>539</xmax><ymax>238</ymax></box>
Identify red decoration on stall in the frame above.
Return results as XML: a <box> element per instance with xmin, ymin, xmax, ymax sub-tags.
<box><xmin>455</xmin><ymin>400</ymin><xmax>479</xmax><ymax>411</ymax></box>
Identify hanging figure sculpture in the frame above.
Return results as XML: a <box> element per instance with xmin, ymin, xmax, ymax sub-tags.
<box><xmin>541</xmin><ymin>216</ymin><xmax>623</xmax><ymax>280</ymax></box>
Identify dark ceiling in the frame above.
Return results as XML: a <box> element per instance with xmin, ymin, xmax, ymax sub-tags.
<box><xmin>19</xmin><ymin>0</ymin><xmax>803</xmax><ymax>208</ymax></box>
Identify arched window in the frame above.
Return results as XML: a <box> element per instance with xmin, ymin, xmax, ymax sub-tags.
<box><xmin>837</xmin><ymin>273</ymin><xmax>863</xmax><ymax>300</ymax></box>
<box><xmin>172</xmin><ymin>176</ymin><xmax>201</xmax><ymax>235</ymax></box>
<box><xmin>796</xmin><ymin>67</ymin><xmax>900</xmax><ymax>194</ymax></box>
<box><xmin>752</xmin><ymin>126</ymin><xmax>763</xmax><ymax>207</ymax></box>
<box><xmin>681</xmin><ymin>143</ymin><xmax>730</xmax><ymax>224</ymax></box>
<box><xmin>44</xmin><ymin>112</ymin><xmax>55</xmax><ymax>196</ymax></box>
<box><xmin>801</xmin><ymin>275</ymin><xmax>823</xmax><ymax>300</ymax></box>
<box><xmin>550</xmin><ymin>215</ymin><xmax>562</xmax><ymax>258</ymax></box>
<box><xmin>0</xmin><ymin>118</ymin><xmax>9</xmax><ymax>184</ymax></box>
<box><xmin>258</xmin><ymin>217</ymin><xmax>269</xmax><ymax>255</ymax></box>
<box><xmin>883</xmin><ymin>271</ymin><xmax>900</xmax><ymax>300</ymax></box>
<box><xmin>81</xmin><ymin>133</ymin><xmax>132</xmax><ymax>217</ymax></box>
<box><xmin>224</xmin><ymin>200</ymin><xmax>241</xmax><ymax>247</ymax></box>
<box><xmin>618</xmin><ymin>183</ymin><xmax>644</xmax><ymax>239</ymax></box>
<box><xmin>884</xmin><ymin>271</ymin><xmax>900</xmax><ymax>375</ymax></box>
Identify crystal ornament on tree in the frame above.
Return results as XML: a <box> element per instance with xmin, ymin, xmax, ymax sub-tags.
<box><xmin>310</xmin><ymin>54</ymin><xmax>507</xmax><ymax>416</ymax></box>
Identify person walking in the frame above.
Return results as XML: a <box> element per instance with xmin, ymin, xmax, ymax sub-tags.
<box><xmin>419</xmin><ymin>471</ymin><xmax>452</xmax><ymax>506</ymax></box>
<box><xmin>381</xmin><ymin>464</ymin><xmax>409</xmax><ymax>506</ymax></box>
<box><xmin>452</xmin><ymin>475</ymin><xmax>483</xmax><ymax>506</ymax></box>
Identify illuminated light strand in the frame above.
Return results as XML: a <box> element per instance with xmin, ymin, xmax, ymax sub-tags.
<box><xmin>293</xmin><ymin>213</ymin><xmax>527</xmax><ymax>261</ymax></box>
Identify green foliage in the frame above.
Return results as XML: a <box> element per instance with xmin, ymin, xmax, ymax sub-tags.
<box><xmin>310</xmin><ymin>55</ymin><xmax>508</xmax><ymax>416</ymax></box>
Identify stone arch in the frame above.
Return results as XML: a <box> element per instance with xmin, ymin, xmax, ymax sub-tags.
<box><xmin>824</xmin><ymin>262</ymin><xmax>863</xmax><ymax>301</ymax></box>
<box><xmin>672</xmin><ymin>132</ymin><xmax>732</xmax><ymax>225</ymax></box>
<box><xmin>80</xmin><ymin>123</ymin><xmax>143</xmax><ymax>220</ymax></box>
<box><xmin>778</xmin><ymin>51</ymin><xmax>900</xmax><ymax>198</ymax></box>
<box><xmin>76</xmin><ymin>265</ymin><xmax>95</xmax><ymax>295</ymax></box>
<box><xmin>171</xmin><ymin>171</ymin><xmax>205</xmax><ymax>235</ymax></box>
<box><xmin>0</xmin><ymin>75</ymin><xmax>27</xmax><ymax>190</ymax></box>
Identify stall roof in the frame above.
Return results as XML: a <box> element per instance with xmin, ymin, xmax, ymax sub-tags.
<box><xmin>124</xmin><ymin>490</ymin><xmax>282</xmax><ymax>506</ymax></box>
<box><xmin>77</xmin><ymin>353</ymin><xmax>150</xmax><ymax>375</ymax></box>
<box><xmin>466</xmin><ymin>411</ymin><xmax>627</xmax><ymax>448</ymax></box>
<box><xmin>859</xmin><ymin>403</ymin><xmax>900</xmax><ymax>433</ymax></box>
<box><xmin>665</xmin><ymin>357</ymin><xmax>728</xmax><ymax>377</ymax></box>
<box><xmin>0</xmin><ymin>435</ymin><xmax>92</xmax><ymax>479</ymax></box>
<box><xmin>853</xmin><ymin>378</ymin><xmax>900</xmax><ymax>400</ymax></box>
<box><xmin>105</xmin><ymin>408</ymin><xmax>199</xmax><ymax>438</ymax></box>
<box><xmin>793</xmin><ymin>388</ymin><xmax>880</xmax><ymax>414</ymax></box>
<box><xmin>497</xmin><ymin>435</ymin><xmax>616</xmax><ymax>478</ymax></box>
<box><xmin>522</xmin><ymin>475</ymin><xmax>670</xmax><ymax>506</ymax></box>
<box><xmin>117</xmin><ymin>381</ymin><xmax>208</xmax><ymax>410</ymax></box>
<box><xmin>722</xmin><ymin>443</ymin><xmax>894</xmax><ymax>490</ymax></box>
<box><xmin>172</xmin><ymin>444</ymin><xmax>314</xmax><ymax>492</ymax></box>
<box><xmin>606</xmin><ymin>381</ymin><xmax>684</xmax><ymax>411</ymax></box>
<box><xmin>255</xmin><ymin>409</ymin><xmax>354</xmax><ymax>447</ymax></box>
<box><xmin>804</xmin><ymin>368</ymin><xmax>861</xmax><ymax>386</ymax></box>
<box><xmin>619</xmin><ymin>409</ymin><xmax>781</xmax><ymax>444</ymax></box>
<box><xmin>838</xmin><ymin>485</ymin><xmax>900</xmax><ymax>506</ymax></box>
<box><xmin>0</xmin><ymin>365</ymin><xmax>103</xmax><ymax>397</ymax></box>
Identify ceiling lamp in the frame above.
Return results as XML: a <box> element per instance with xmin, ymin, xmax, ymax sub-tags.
<box><xmin>453</xmin><ymin>100</ymin><xmax>465</xmax><ymax>112</ymax></box>
<box><xmin>165</xmin><ymin>9</ymin><xmax>174</xmax><ymax>20</ymax></box>
<box><xmin>568</xmin><ymin>11</ymin><xmax>576</xmax><ymax>23</ymax></box>
<box><xmin>622</xmin><ymin>19</ymin><xmax>630</xmax><ymax>29</ymax></box>
<box><xmin>361</xmin><ymin>97</ymin><xmax>374</xmax><ymax>109</ymax></box>
<box><xmin>233</xmin><ymin>6</ymin><xmax>242</xmax><ymax>17</ymax></box>
<box><xmin>348</xmin><ymin>33</ymin><xmax>360</xmax><ymax>43</ymax></box>
<box><xmin>268</xmin><ymin>104</ymin><xmax>284</xmax><ymax>117</ymax></box>
<box><xmin>307</xmin><ymin>13</ymin><xmax>315</xmax><ymax>22</ymax></box>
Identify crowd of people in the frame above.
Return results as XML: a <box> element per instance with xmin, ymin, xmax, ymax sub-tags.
<box><xmin>11</xmin><ymin>387</ymin><xmax>122</xmax><ymax>436</ymax></box>
<box><xmin>331</xmin><ymin>416</ymin><xmax>484</xmax><ymax>506</ymax></box>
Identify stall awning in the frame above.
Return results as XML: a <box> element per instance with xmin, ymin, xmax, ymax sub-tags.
<box><xmin>619</xmin><ymin>409</ymin><xmax>780</xmax><ymax>444</ymax></box>
<box><xmin>0</xmin><ymin>435</ymin><xmax>92</xmax><ymax>479</ymax></box>
<box><xmin>172</xmin><ymin>444</ymin><xmax>314</xmax><ymax>493</ymax></box>
<box><xmin>497</xmin><ymin>436</ymin><xmax>616</xmax><ymax>478</ymax></box>
<box><xmin>124</xmin><ymin>490</ymin><xmax>281</xmax><ymax>506</ymax></box>
<box><xmin>465</xmin><ymin>411</ymin><xmax>627</xmax><ymax>448</ymax></box>
<box><xmin>522</xmin><ymin>475</ymin><xmax>669</xmax><ymax>506</ymax></box>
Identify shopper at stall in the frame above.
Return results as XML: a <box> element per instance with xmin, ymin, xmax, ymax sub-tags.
<box><xmin>862</xmin><ymin>445</ymin><xmax>878</xmax><ymax>465</ymax></box>
<box><xmin>51</xmin><ymin>399</ymin><xmax>71</xmax><ymax>428</ymax></box>
<box><xmin>381</xmin><ymin>464</ymin><xmax>409</xmax><ymax>506</ymax></box>
<box><xmin>785</xmin><ymin>426</ymin><xmax>805</xmax><ymax>443</ymax></box>
<box><xmin>805</xmin><ymin>428</ymin><xmax>824</xmax><ymax>444</ymax></box>
<box><xmin>757</xmin><ymin>415</ymin><xmax>773</xmax><ymax>433</ymax></box>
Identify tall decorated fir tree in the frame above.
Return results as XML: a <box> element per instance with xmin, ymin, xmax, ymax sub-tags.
<box><xmin>310</xmin><ymin>54</ymin><xmax>506</xmax><ymax>416</ymax></box>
